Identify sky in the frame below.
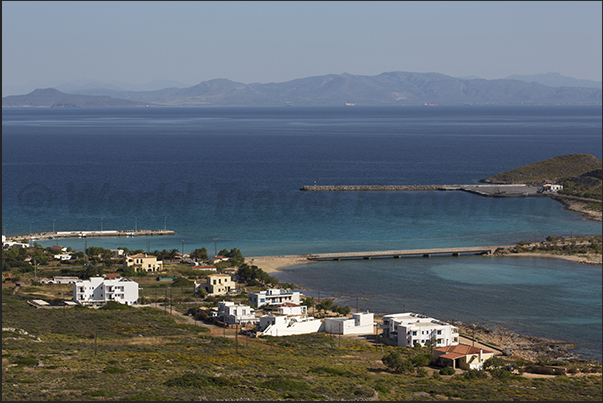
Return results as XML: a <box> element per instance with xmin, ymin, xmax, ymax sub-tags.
<box><xmin>2</xmin><ymin>1</ymin><xmax>602</xmax><ymax>95</ymax></box>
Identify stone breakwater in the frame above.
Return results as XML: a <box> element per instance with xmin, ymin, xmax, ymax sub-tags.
<box><xmin>300</xmin><ymin>184</ymin><xmax>546</xmax><ymax>197</ymax></box>
<box><xmin>300</xmin><ymin>185</ymin><xmax>441</xmax><ymax>191</ymax></box>
<box><xmin>12</xmin><ymin>229</ymin><xmax>176</xmax><ymax>241</ymax></box>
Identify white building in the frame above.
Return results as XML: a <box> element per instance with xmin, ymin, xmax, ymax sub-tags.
<box><xmin>2</xmin><ymin>235</ymin><xmax>29</xmax><ymax>249</ymax></box>
<box><xmin>53</xmin><ymin>253</ymin><xmax>72</xmax><ymax>261</ymax></box>
<box><xmin>73</xmin><ymin>277</ymin><xmax>139</xmax><ymax>306</ymax></box>
<box><xmin>543</xmin><ymin>184</ymin><xmax>563</xmax><ymax>192</ymax></box>
<box><xmin>257</xmin><ymin>304</ymin><xmax>323</xmax><ymax>337</ymax></box>
<box><xmin>381</xmin><ymin>312</ymin><xmax>459</xmax><ymax>348</ymax></box>
<box><xmin>324</xmin><ymin>311</ymin><xmax>375</xmax><ymax>335</ymax></box>
<box><xmin>217</xmin><ymin>301</ymin><xmax>258</xmax><ymax>325</ymax></box>
<box><xmin>248</xmin><ymin>288</ymin><xmax>303</xmax><ymax>308</ymax></box>
<box><xmin>53</xmin><ymin>276</ymin><xmax>80</xmax><ymax>284</ymax></box>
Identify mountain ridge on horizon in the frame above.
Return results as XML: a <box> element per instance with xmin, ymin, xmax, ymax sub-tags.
<box><xmin>3</xmin><ymin>71</ymin><xmax>602</xmax><ymax>107</ymax></box>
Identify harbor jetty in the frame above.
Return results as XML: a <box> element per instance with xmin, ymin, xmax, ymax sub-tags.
<box><xmin>15</xmin><ymin>229</ymin><xmax>176</xmax><ymax>241</ymax></box>
<box><xmin>300</xmin><ymin>184</ymin><xmax>545</xmax><ymax>197</ymax></box>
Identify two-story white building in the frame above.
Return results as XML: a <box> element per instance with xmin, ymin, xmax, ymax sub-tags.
<box><xmin>125</xmin><ymin>253</ymin><xmax>163</xmax><ymax>272</ymax></box>
<box><xmin>248</xmin><ymin>288</ymin><xmax>303</xmax><ymax>308</ymax></box>
<box><xmin>217</xmin><ymin>301</ymin><xmax>258</xmax><ymax>325</ymax></box>
<box><xmin>194</xmin><ymin>273</ymin><xmax>236</xmax><ymax>296</ymax></box>
<box><xmin>381</xmin><ymin>312</ymin><xmax>459</xmax><ymax>348</ymax></box>
<box><xmin>73</xmin><ymin>277</ymin><xmax>139</xmax><ymax>306</ymax></box>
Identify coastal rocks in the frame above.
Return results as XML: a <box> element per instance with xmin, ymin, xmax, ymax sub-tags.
<box><xmin>454</xmin><ymin>323</ymin><xmax>597</xmax><ymax>364</ymax></box>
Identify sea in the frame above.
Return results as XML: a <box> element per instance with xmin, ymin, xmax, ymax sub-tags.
<box><xmin>2</xmin><ymin>105</ymin><xmax>602</xmax><ymax>361</ymax></box>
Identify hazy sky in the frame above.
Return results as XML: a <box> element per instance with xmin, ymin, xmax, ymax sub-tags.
<box><xmin>2</xmin><ymin>1</ymin><xmax>602</xmax><ymax>92</ymax></box>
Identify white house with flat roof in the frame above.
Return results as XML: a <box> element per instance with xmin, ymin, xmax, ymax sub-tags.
<box><xmin>381</xmin><ymin>312</ymin><xmax>459</xmax><ymax>348</ymax></box>
<box><xmin>324</xmin><ymin>311</ymin><xmax>375</xmax><ymax>335</ymax></box>
<box><xmin>257</xmin><ymin>311</ymin><xmax>324</xmax><ymax>337</ymax></box>
<box><xmin>248</xmin><ymin>288</ymin><xmax>302</xmax><ymax>308</ymax></box>
<box><xmin>73</xmin><ymin>277</ymin><xmax>139</xmax><ymax>306</ymax></box>
<box><xmin>217</xmin><ymin>301</ymin><xmax>258</xmax><ymax>326</ymax></box>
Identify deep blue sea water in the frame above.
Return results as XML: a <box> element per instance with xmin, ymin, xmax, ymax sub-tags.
<box><xmin>2</xmin><ymin>106</ymin><xmax>602</xmax><ymax>360</ymax></box>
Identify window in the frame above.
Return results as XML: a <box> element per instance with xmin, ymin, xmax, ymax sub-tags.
<box><xmin>437</xmin><ymin>330</ymin><xmax>442</xmax><ymax>335</ymax></box>
<box><xmin>412</xmin><ymin>331</ymin><xmax>417</xmax><ymax>336</ymax></box>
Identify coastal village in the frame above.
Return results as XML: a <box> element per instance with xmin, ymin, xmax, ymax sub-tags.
<box><xmin>2</xmin><ymin>154</ymin><xmax>602</xmax><ymax>400</ymax></box>
<box><xmin>2</xmin><ymin>154</ymin><xmax>601</xmax><ymax>399</ymax></box>
<box><xmin>4</xmin><ymin>233</ymin><xmax>601</xmax><ymax>371</ymax></box>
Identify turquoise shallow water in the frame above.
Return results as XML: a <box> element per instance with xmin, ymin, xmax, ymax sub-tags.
<box><xmin>273</xmin><ymin>255</ymin><xmax>602</xmax><ymax>361</ymax></box>
<box><xmin>3</xmin><ymin>105</ymin><xmax>602</xmax><ymax>361</ymax></box>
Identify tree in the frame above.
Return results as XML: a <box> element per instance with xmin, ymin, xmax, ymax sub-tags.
<box><xmin>483</xmin><ymin>356</ymin><xmax>506</xmax><ymax>370</ymax></box>
<box><xmin>218</xmin><ymin>248</ymin><xmax>245</xmax><ymax>267</ymax></box>
<box><xmin>168</xmin><ymin>248</ymin><xmax>180</xmax><ymax>260</ymax></box>
<box><xmin>317</xmin><ymin>298</ymin><xmax>334</xmax><ymax>312</ymax></box>
<box><xmin>86</xmin><ymin>246</ymin><xmax>105</xmax><ymax>257</ymax></box>
<box><xmin>190</xmin><ymin>247</ymin><xmax>208</xmax><ymax>260</ymax></box>
<box><xmin>301</xmin><ymin>297</ymin><xmax>315</xmax><ymax>308</ymax></box>
<box><xmin>410</xmin><ymin>354</ymin><xmax>431</xmax><ymax>367</ymax></box>
<box><xmin>121</xmin><ymin>266</ymin><xmax>137</xmax><ymax>278</ymax></box>
<box><xmin>382</xmin><ymin>351</ymin><xmax>414</xmax><ymax>374</ymax></box>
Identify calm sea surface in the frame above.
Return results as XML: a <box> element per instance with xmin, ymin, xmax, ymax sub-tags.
<box><xmin>2</xmin><ymin>106</ymin><xmax>601</xmax><ymax>360</ymax></box>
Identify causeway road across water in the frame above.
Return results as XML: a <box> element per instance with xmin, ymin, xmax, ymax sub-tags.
<box><xmin>249</xmin><ymin>245</ymin><xmax>514</xmax><ymax>263</ymax></box>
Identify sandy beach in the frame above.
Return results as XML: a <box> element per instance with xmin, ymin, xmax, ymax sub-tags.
<box><xmin>247</xmin><ymin>251</ymin><xmax>601</xmax><ymax>274</ymax></box>
<box><xmin>245</xmin><ymin>255</ymin><xmax>315</xmax><ymax>273</ymax></box>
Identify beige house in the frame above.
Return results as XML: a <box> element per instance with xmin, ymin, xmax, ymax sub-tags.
<box><xmin>194</xmin><ymin>273</ymin><xmax>235</xmax><ymax>296</ymax></box>
<box><xmin>126</xmin><ymin>253</ymin><xmax>163</xmax><ymax>272</ymax></box>
<box><xmin>433</xmin><ymin>344</ymin><xmax>495</xmax><ymax>370</ymax></box>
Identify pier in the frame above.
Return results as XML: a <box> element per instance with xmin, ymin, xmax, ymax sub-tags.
<box><xmin>304</xmin><ymin>246</ymin><xmax>509</xmax><ymax>261</ymax></box>
<box><xmin>249</xmin><ymin>245</ymin><xmax>513</xmax><ymax>264</ymax></box>
<box><xmin>300</xmin><ymin>184</ymin><xmax>544</xmax><ymax>197</ymax></box>
<box><xmin>16</xmin><ymin>229</ymin><xmax>176</xmax><ymax>241</ymax></box>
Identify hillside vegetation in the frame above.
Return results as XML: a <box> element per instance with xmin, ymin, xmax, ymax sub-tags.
<box><xmin>481</xmin><ymin>154</ymin><xmax>602</xmax><ymax>188</ymax></box>
<box><xmin>2</xmin><ymin>286</ymin><xmax>602</xmax><ymax>401</ymax></box>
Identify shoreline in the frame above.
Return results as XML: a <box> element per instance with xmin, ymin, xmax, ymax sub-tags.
<box><xmin>247</xmin><ymin>251</ymin><xmax>602</xmax><ymax>274</ymax></box>
<box><xmin>246</xmin><ymin>251</ymin><xmax>602</xmax><ymax>365</ymax></box>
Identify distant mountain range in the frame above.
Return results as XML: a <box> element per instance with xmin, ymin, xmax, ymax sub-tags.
<box><xmin>3</xmin><ymin>71</ymin><xmax>602</xmax><ymax>107</ymax></box>
<box><xmin>503</xmin><ymin>72</ymin><xmax>602</xmax><ymax>90</ymax></box>
<box><xmin>1</xmin><ymin>88</ymin><xmax>146</xmax><ymax>108</ymax></box>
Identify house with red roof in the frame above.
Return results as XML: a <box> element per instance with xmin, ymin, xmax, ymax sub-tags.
<box><xmin>433</xmin><ymin>344</ymin><xmax>495</xmax><ymax>370</ymax></box>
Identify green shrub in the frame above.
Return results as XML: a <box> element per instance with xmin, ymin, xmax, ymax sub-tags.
<box><xmin>483</xmin><ymin>356</ymin><xmax>506</xmax><ymax>369</ymax></box>
<box><xmin>101</xmin><ymin>301</ymin><xmax>130</xmax><ymax>310</ymax></box>
<box><xmin>439</xmin><ymin>366</ymin><xmax>455</xmax><ymax>375</ymax></box>
<box><xmin>410</xmin><ymin>354</ymin><xmax>432</xmax><ymax>367</ymax></box>
<box><xmin>416</xmin><ymin>367</ymin><xmax>428</xmax><ymax>377</ymax></box>
<box><xmin>490</xmin><ymin>368</ymin><xmax>511</xmax><ymax>380</ymax></box>
<box><xmin>13</xmin><ymin>357</ymin><xmax>38</xmax><ymax>366</ymax></box>
<box><xmin>164</xmin><ymin>374</ymin><xmax>234</xmax><ymax>388</ymax></box>
<box><xmin>382</xmin><ymin>351</ymin><xmax>414</xmax><ymax>374</ymax></box>
<box><xmin>463</xmin><ymin>369</ymin><xmax>488</xmax><ymax>379</ymax></box>
<box><xmin>261</xmin><ymin>376</ymin><xmax>307</xmax><ymax>392</ymax></box>
<box><xmin>103</xmin><ymin>366</ymin><xmax>128</xmax><ymax>374</ymax></box>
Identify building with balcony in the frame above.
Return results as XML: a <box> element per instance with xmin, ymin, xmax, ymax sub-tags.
<box><xmin>125</xmin><ymin>253</ymin><xmax>163</xmax><ymax>272</ymax></box>
<box><xmin>73</xmin><ymin>277</ymin><xmax>139</xmax><ymax>306</ymax></box>
<box><xmin>381</xmin><ymin>312</ymin><xmax>459</xmax><ymax>348</ymax></box>
<box><xmin>193</xmin><ymin>273</ymin><xmax>236</xmax><ymax>296</ymax></box>
<box><xmin>248</xmin><ymin>288</ymin><xmax>302</xmax><ymax>308</ymax></box>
